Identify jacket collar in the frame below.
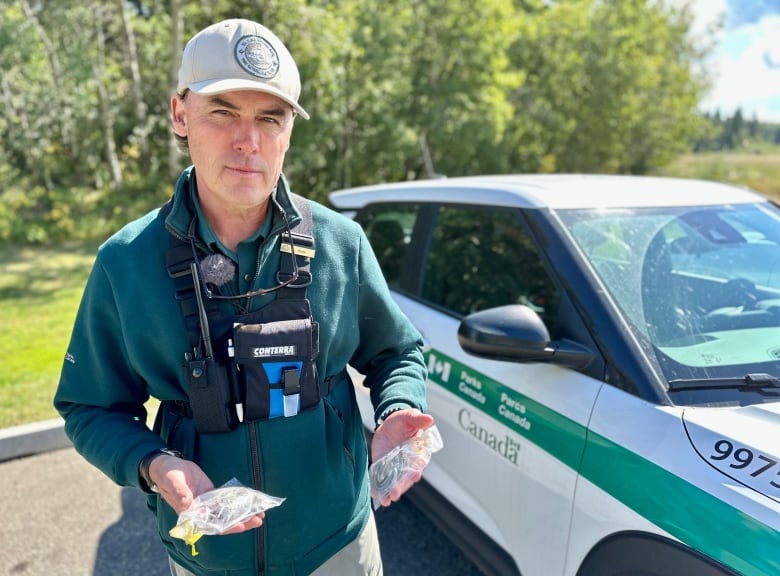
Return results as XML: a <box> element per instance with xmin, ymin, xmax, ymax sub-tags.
<box><xmin>164</xmin><ymin>166</ymin><xmax>302</xmax><ymax>242</ymax></box>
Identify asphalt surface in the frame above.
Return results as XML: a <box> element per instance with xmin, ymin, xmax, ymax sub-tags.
<box><xmin>0</xmin><ymin>425</ymin><xmax>484</xmax><ymax>576</ymax></box>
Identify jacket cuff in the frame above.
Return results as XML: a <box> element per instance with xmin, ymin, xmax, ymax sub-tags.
<box><xmin>376</xmin><ymin>405</ymin><xmax>409</xmax><ymax>428</ymax></box>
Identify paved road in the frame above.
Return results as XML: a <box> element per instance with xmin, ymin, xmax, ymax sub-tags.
<box><xmin>0</xmin><ymin>447</ymin><xmax>484</xmax><ymax>576</ymax></box>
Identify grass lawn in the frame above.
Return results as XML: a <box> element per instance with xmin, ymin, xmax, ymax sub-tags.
<box><xmin>656</xmin><ymin>151</ymin><xmax>780</xmax><ymax>202</ymax></box>
<box><xmin>0</xmin><ymin>242</ymin><xmax>98</xmax><ymax>428</ymax></box>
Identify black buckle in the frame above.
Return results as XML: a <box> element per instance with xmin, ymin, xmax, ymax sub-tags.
<box><xmin>169</xmin><ymin>399</ymin><xmax>194</xmax><ymax>418</ymax></box>
<box><xmin>166</xmin><ymin>245</ymin><xmax>196</xmax><ymax>279</ymax></box>
<box><xmin>276</xmin><ymin>270</ymin><xmax>313</xmax><ymax>288</ymax></box>
<box><xmin>282</xmin><ymin>367</ymin><xmax>301</xmax><ymax>396</ymax></box>
<box><xmin>281</xmin><ymin>231</ymin><xmax>315</xmax><ymax>250</ymax></box>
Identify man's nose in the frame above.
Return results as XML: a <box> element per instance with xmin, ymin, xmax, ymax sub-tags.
<box><xmin>233</xmin><ymin>121</ymin><xmax>263</xmax><ymax>152</ymax></box>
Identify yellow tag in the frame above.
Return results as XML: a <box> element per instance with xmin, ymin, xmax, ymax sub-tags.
<box><xmin>280</xmin><ymin>242</ymin><xmax>315</xmax><ymax>258</ymax></box>
<box><xmin>170</xmin><ymin>520</ymin><xmax>204</xmax><ymax>556</ymax></box>
<box><xmin>187</xmin><ymin>532</ymin><xmax>203</xmax><ymax>556</ymax></box>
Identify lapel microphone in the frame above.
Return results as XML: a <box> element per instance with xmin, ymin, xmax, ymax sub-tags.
<box><xmin>200</xmin><ymin>254</ymin><xmax>236</xmax><ymax>292</ymax></box>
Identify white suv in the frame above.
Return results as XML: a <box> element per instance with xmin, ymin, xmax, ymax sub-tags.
<box><xmin>330</xmin><ymin>175</ymin><xmax>780</xmax><ymax>576</ymax></box>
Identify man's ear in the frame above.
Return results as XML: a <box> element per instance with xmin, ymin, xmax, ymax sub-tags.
<box><xmin>171</xmin><ymin>95</ymin><xmax>187</xmax><ymax>137</ymax></box>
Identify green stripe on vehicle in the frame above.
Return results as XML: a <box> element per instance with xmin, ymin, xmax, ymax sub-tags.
<box><xmin>426</xmin><ymin>349</ymin><xmax>586</xmax><ymax>469</ymax></box>
<box><xmin>581</xmin><ymin>432</ymin><xmax>779</xmax><ymax>575</ymax></box>
<box><xmin>425</xmin><ymin>349</ymin><xmax>780</xmax><ymax>576</ymax></box>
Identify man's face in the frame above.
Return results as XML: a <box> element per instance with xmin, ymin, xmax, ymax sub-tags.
<box><xmin>171</xmin><ymin>90</ymin><xmax>294</xmax><ymax>211</ymax></box>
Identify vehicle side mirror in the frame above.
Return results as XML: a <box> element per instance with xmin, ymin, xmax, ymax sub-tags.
<box><xmin>457</xmin><ymin>305</ymin><xmax>593</xmax><ymax>370</ymax></box>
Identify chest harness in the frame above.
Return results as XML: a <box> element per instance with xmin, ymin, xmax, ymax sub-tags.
<box><xmin>163</xmin><ymin>194</ymin><xmax>333</xmax><ymax>433</ymax></box>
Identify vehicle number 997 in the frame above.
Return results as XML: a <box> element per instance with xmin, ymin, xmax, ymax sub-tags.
<box><xmin>710</xmin><ymin>440</ymin><xmax>780</xmax><ymax>488</ymax></box>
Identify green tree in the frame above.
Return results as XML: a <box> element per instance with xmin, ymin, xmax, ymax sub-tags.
<box><xmin>506</xmin><ymin>0</ymin><xmax>709</xmax><ymax>174</ymax></box>
<box><xmin>0</xmin><ymin>0</ymin><xmax>719</xmax><ymax>242</ymax></box>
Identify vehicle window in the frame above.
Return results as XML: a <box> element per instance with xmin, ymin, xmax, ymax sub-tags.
<box><xmin>356</xmin><ymin>204</ymin><xmax>419</xmax><ymax>287</ymax></box>
<box><xmin>562</xmin><ymin>203</ymin><xmax>780</xmax><ymax>393</ymax></box>
<box><xmin>421</xmin><ymin>206</ymin><xmax>560</xmax><ymax>325</ymax></box>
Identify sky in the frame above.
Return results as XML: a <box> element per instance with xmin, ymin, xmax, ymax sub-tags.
<box><xmin>680</xmin><ymin>0</ymin><xmax>780</xmax><ymax>122</ymax></box>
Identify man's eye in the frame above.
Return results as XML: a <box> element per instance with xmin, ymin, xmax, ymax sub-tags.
<box><xmin>261</xmin><ymin>116</ymin><xmax>280</xmax><ymax>124</ymax></box>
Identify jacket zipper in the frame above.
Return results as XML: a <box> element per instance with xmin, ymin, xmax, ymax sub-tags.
<box><xmin>249</xmin><ymin>424</ymin><xmax>265</xmax><ymax>575</ymax></box>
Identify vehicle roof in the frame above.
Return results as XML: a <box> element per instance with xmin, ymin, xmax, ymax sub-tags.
<box><xmin>328</xmin><ymin>174</ymin><xmax>768</xmax><ymax>210</ymax></box>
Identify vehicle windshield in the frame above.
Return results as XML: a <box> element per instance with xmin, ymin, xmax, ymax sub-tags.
<box><xmin>559</xmin><ymin>201</ymin><xmax>780</xmax><ymax>405</ymax></box>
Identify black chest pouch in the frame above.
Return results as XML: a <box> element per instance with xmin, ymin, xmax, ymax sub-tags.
<box><xmin>181</xmin><ymin>298</ymin><xmax>320</xmax><ymax>433</ymax></box>
<box><xmin>232</xmin><ymin>303</ymin><xmax>320</xmax><ymax>422</ymax></box>
<box><xmin>166</xmin><ymin>194</ymin><xmax>321</xmax><ymax>434</ymax></box>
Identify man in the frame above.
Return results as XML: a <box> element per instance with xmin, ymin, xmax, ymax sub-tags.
<box><xmin>54</xmin><ymin>18</ymin><xmax>432</xmax><ymax>576</ymax></box>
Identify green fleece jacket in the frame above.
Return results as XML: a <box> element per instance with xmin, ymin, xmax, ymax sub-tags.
<box><xmin>54</xmin><ymin>167</ymin><xmax>428</xmax><ymax>575</ymax></box>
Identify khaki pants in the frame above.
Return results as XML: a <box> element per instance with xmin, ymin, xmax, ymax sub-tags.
<box><xmin>169</xmin><ymin>511</ymin><xmax>383</xmax><ymax>576</ymax></box>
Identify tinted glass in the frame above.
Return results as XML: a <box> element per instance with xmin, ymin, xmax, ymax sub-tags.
<box><xmin>356</xmin><ymin>204</ymin><xmax>418</xmax><ymax>287</ymax></box>
<box><xmin>421</xmin><ymin>206</ymin><xmax>560</xmax><ymax>325</ymax></box>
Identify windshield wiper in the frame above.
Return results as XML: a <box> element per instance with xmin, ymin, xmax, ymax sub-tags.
<box><xmin>667</xmin><ymin>373</ymin><xmax>780</xmax><ymax>391</ymax></box>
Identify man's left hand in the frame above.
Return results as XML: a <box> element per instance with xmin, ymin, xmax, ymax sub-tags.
<box><xmin>370</xmin><ymin>408</ymin><xmax>435</xmax><ymax>507</ymax></box>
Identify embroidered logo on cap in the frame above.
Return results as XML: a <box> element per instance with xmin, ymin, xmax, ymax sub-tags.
<box><xmin>235</xmin><ymin>35</ymin><xmax>279</xmax><ymax>79</ymax></box>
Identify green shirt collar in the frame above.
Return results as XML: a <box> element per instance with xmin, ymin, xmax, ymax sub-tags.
<box><xmin>191</xmin><ymin>183</ymin><xmax>275</xmax><ymax>260</ymax></box>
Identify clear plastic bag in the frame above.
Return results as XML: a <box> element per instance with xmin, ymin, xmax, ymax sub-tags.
<box><xmin>169</xmin><ymin>478</ymin><xmax>285</xmax><ymax>556</ymax></box>
<box><xmin>369</xmin><ymin>424</ymin><xmax>444</xmax><ymax>509</ymax></box>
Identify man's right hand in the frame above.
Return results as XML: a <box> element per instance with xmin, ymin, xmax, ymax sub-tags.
<box><xmin>148</xmin><ymin>454</ymin><xmax>265</xmax><ymax>532</ymax></box>
<box><xmin>148</xmin><ymin>453</ymin><xmax>214</xmax><ymax>514</ymax></box>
